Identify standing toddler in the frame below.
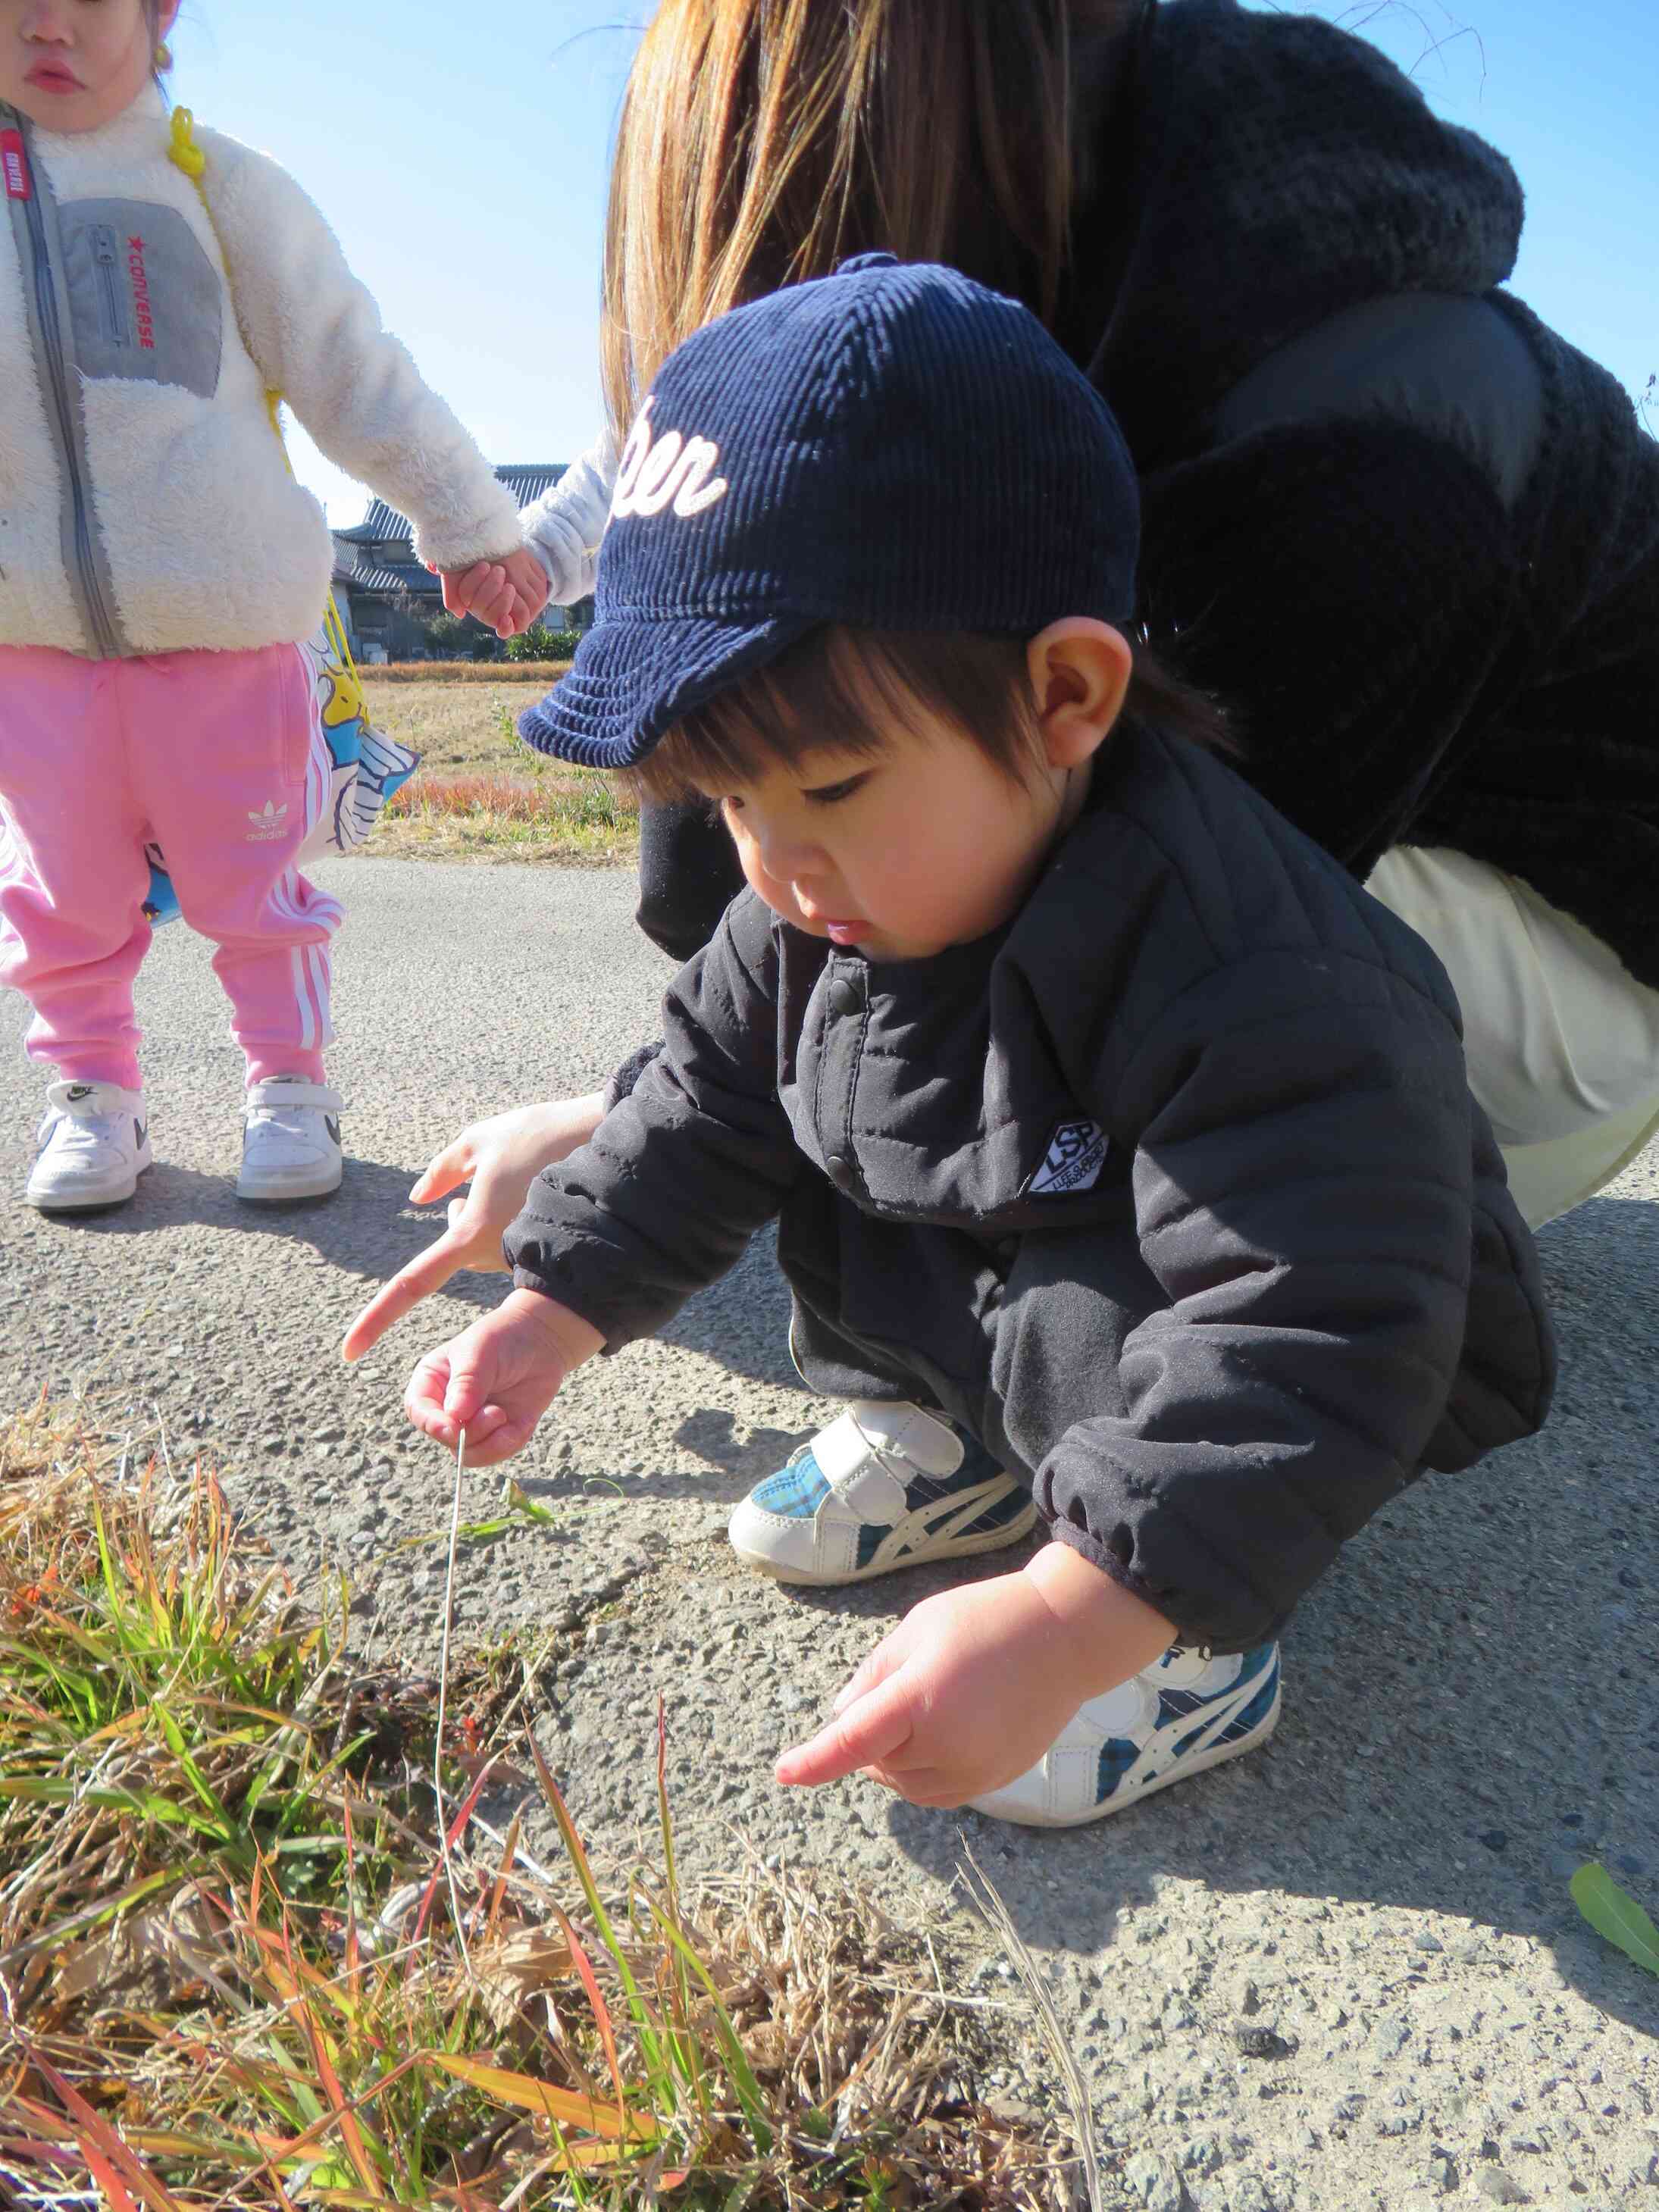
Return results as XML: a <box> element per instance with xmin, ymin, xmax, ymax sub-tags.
<box><xmin>1</xmin><ymin>0</ymin><xmax>548</xmax><ymax>1207</ymax></box>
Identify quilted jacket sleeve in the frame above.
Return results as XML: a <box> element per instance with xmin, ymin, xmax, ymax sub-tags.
<box><xmin>1036</xmin><ymin>943</ymin><xmax>1513</xmax><ymax>1651</ymax></box>
<box><xmin>505</xmin><ymin>894</ymin><xmax>803</xmax><ymax>1345</ymax></box>
<box><xmin>199</xmin><ymin>132</ymin><xmax>524</xmax><ymax>571</ymax></box>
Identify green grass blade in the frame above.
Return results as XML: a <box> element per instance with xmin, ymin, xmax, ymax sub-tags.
<box><xmin>155</xmin><ymin>1700</ymin><xmax>236</xmax><ymax>1830</ymax></box>
<box><xmin>0</xmin><ymin>1779</ymin><xmax>226</xmax><ymax>1838</ymax></box>
<box><xmin>528</xmin><ymin>1738</ymin><xmax>656</xmax><ymax>2029</ymax></box>
<box><xmin>0</xmin><ymin>1865</ymin><xmax>184</xmax><ymax>1966</ymax></box>
<box><xmin>645</xmin><ymin>1901</ymin><xmax>772</xmax><ymax>2155</ymax></box>
<box><xmin>1571</xmin><ymin>1863</ymin><xmax>1659</xmax><ymax>1977</ymax></box>
<box><xmin>505</xmin><ymin>1481</ymin><xmax>559</xmax><ymax>1528</ymax></box>
<box><xmin>654</xmin><ymin>1704</ymin><xmax>709</xmax><ymax>2124</ymax></box>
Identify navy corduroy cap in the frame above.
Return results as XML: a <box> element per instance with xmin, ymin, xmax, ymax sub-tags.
<box><xmin>519</xmin><ymin>254</ymin><xmax>1141</xmax><ymax>769</ymax></box>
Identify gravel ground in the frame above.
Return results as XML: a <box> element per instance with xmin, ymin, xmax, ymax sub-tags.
<box><xmin>2</xmin><ymin>856</ymin><xmax>1655</xmax><ymax>2211</ymax></box>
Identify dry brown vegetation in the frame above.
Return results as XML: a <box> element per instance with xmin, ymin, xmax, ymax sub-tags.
<box><xmin>365</xmin><ymin>662</ymin><xmax>574</xmax><ymax>686</ymax></box>
<box><xmin>0</xmin><ymin>1404</ymin><xmax>1085</xmax><ymax>2210</ymax></box>
<box><xmin>354</xmin><ymin>675</ymin><xmax>640</xmax><ymax>862</ymax></box>
<box><xmin>358</xmin><ymin>676</ymin><xmax>557</xmax><ymax>777</ymax></box>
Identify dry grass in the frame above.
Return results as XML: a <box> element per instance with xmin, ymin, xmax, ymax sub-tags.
<box><xmin>0</xmin><ymin>1403</ymin><xmax>1085</xmax><ymax>2210</ymax></box>
<box><xmin>358</xmin><ymin>677</ymin><xmax>558</xmax><ymax>777</ymax></box>
<box><xmin>352</xmin><ymin>677</ymin><xmax>640</xmax><ymax>864</ymax></box>
<box><xmin>366</xmin><ymin>663</ymin><xmax>574</xmax><ymax>687</ymax></box>
<box><xmin>377</xmin><ymin>771</ymin><xmax>638</xmax><ymax>866</ymax></box>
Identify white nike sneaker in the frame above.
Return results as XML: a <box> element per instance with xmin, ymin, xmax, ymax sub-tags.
<box><xmin>237</xmin><ymin>1077</ymin><xmax>344</xmax><ymax>1202</ymax></box>
<box><xmin>728</xmin><ymin>1400</ymin><xmax>1037</xmax><ymax>1585</ymax></box>
<box><xmin>968</xmin><ymin>1642</ymin><xmax>1282</xmax><ymax>1828</ymax></box>
<box><xmin>26</xmin><ymin>1081</ymin><xmax>152</xmax><ymax>1210</ymax></box>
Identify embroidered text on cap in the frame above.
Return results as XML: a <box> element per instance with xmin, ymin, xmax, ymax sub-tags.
<box><xmin>611</xmin><ymin>396</ymin><xmax>730</xmax><ymax>522</ymax></box>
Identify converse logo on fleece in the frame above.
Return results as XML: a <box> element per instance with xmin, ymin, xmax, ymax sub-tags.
<box><xmin>246</xmin><ymin>801</ymin><xmax>290</xmax><ymax>844</ymax></box>
<box><xmin>1028</xmin><ymin>1117</ymin><xmax>1110</xmax><ymax>1197</ymax></box>
<box><xmin>611</xmin><ymin>397</ymin><xmax>729</xmax><ymax>523</ymax></box>
<box><xmin>2</xmin><ymin>130</ymin><xmax>30</xmax><ymax>202</ymax></box>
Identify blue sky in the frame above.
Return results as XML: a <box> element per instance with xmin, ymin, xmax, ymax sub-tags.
<box><xmin>173</xmin><ymin>0</ymin><xmax>1655</xmax><ymax>524</ymax></box>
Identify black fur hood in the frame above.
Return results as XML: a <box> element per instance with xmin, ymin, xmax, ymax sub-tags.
<box><xmin>1082</xmin><ymin>0</ymin><xmax>1526</xmax><ymax>456</ymax></box>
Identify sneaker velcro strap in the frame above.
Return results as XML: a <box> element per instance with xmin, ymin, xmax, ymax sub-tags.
<box><xmin>809</xmin><ymin>1412</ymin><xmax>909</xmax><ymax>1523</ymax></box>
<box><xmin>244</xmin><ymin>1082</ymin><xmax>344</xmax><ymax>1111</ymax></box>
<box><xmin>812</xmin><ymin>1402</ymin><xmax>968</xmax><ymax>1524</ymax></box>
<box><xmin>844</xmin><ymin>1400</ymin><xmax>965</xmax><ymax>1477</ymax></box>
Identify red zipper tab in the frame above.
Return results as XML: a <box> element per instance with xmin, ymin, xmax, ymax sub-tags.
<box><xmin>2</xmin><ymin>129</ymin><xmax>30</xmax><ymax>202</ymax></box>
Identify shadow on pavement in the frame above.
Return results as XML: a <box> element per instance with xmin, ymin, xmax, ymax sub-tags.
<box><xmin>23</xmin><ymin>1154</ymin><xmax>445</xmax><ymax>1284</ymax></box>
<box><xmin>29</xmin><ymin>1167</ymin><xmax>804</xmax><ymax>1386</ymax></box>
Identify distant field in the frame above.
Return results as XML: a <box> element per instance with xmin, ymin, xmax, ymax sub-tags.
<box><xmin>356</xmin><ymin>671</ymin><xmax>640</xmax><ymax>863</ymax></box>
<box><xmin>363</xmin><ymin>660</ymin><xmax>572</xmax><ymax>686</ymax></box>
<box><xmin>360</xmin><ymin>673</ymin><xmax>554</xmax><ymax>776</ymax></box>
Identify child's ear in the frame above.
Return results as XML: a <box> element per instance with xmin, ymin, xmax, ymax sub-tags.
<box><xmin>1027</xmin><ymin>620</ymin><xmax>1133</xmax><ymax>770</ymax></box>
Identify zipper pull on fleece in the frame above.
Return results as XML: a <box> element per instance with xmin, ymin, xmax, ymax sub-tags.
<box><xmin>2</xmin><ymin>127</ymin><xmax>30</xmax><ymax>203</ymax></box>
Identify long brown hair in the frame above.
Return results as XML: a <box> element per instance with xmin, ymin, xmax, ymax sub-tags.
<box><xmin>602</xmin><ymin>0</ymin><xmax>1140</xmax><ymax>435</ymax></box>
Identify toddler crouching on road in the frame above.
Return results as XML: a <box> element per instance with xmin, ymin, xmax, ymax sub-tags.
<box><xmin>398</xmin><ymin>256</ymin><xmax>1554</xmax><ymax>1826</ymax></box>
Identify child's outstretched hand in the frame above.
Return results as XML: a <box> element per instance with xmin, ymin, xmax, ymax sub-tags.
<box><xmin>439</xmin><ymin>549</ymin><xmax>551</xmax><ymax>640</ymax></box>
<box><xmin>403</xmin><ymin>1287</ymin><xmax>603</xmax><ymax>1465</ymax></box>
<box><xmin>776</xmin><ymin>1545</ymin><xmax>1175</xmax><ymax>1808</ymax></box>
<box><xmin>343</xmin><ymin>1094</ymin><xmax>606</xmax><ymax>1363</ymax></box>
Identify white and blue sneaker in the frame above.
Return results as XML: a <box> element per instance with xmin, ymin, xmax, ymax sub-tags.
<box><xmin>969</xmin><ymin>1641</ymin><xmax>1282</xmax><ymax>1827</ymax></box>
<box><xmin>26</xmin><ymin>1081</ymin><xmax>152</xmax><ymax>1211</ymax></box>
<box><xmin>728</xmin><ymin>1400</ymin><xmax>1037</xmax><ymax>1585</ymax></box>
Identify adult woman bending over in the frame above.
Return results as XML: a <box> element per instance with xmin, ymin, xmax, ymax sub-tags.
<box><xmin>349</xmin><ymin>0</ymin><xmax>1658</xmax><ymax>1367</ymax></box>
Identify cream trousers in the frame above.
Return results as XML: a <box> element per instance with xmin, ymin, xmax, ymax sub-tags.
<box><xmin>1366</xmin><ymin>846</ymin><xmax>1659</xmax><ymax>1228</ymax></box>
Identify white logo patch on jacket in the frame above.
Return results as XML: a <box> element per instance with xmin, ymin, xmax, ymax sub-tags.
<box><xmin>1028</xmin><ymin>1117</ymin><xmax>1110</xmax><ymax>1197</ymax></box>
<box><xmin>610</xmin><ymin>396</ymin><xmax>729</xmax><ymax>521</ymax></box>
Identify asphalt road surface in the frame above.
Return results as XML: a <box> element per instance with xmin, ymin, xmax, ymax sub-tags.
<box><xmin>2</xmin><ymin>856</ymin><xmax>1654</xmax><ymax>2210</ymax></box>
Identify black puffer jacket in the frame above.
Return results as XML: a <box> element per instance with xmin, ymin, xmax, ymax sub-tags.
<box><xmin>510</xmin><ymin>728</ymin><xmax>1556</xmax><ymax>1652</ymax></box>
<box><xmin>634</xmin><ymin>0</ymin><xmax>1659</xmax><ymax>987</ymax></box>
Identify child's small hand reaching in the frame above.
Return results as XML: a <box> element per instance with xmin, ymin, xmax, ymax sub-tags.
<box><xmin>438</xmin><ymin>549</ymin><xmax>552</xmax><ymax>640</ymax></box>
<box><xmin>403</xmin><ymin>1288</ymin><xmax>603</xmax><ymax>1464</ymax></box>
<box><xmin>776</xmin><ymin>1544</ymin><xmax>1175</xmax><ymax>1808</ymax></box>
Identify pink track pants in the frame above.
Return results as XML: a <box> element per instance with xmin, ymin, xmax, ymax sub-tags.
<box><xmin>0</xmin><ymin>643</ymin><xmax>342</xmax><ymax>1092</ymax></box>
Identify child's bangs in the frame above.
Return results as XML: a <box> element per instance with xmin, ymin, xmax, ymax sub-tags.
<box><xmin>633</xmin><ymin>627</ymin><xmax>1038</xmax><ymax>804</ymax></box>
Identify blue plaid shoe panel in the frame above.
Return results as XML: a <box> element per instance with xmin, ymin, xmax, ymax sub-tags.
<box><xmin>750</xmin><ymin>1447</ymin><xmax>833</xmax><ymax>1520</ymax></box>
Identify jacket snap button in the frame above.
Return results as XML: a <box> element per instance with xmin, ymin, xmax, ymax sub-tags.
<box><xmin>828</xmin><ymin>975</ymin><xmax>864</xmax><ymax>1019</ymax></box>
<box><xmin>825</xmin><ymin>1153</ymin><xmax>856</xmax><ymax>1188</ymax></box>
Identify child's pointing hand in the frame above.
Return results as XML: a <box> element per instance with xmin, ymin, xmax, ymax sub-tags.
<box><xmin>775</xmin><ymin>1547</ymin><xmax>1175</xmax><ymax>1809</ymax></box>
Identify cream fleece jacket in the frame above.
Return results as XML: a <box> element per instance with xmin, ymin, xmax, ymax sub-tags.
<box><xmin>0</xmin><ymin>87</ymin><xmax>522</xmax><ymax>658</ymax></box>
<box><xmin>520</xmin><ymin>429</ymin><xmax>617</xmax><ymax>607</ymax></box>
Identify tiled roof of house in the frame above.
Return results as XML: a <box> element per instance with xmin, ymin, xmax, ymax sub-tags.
<box><xmin>330</xmin><ymin>537</ymin><xmax>442</xmax><ymax>597</ymax></box>
<box><xmin>334</xmin><ymin>464</ymin><xmax>568</xmax><ymax>548</ymax></box>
